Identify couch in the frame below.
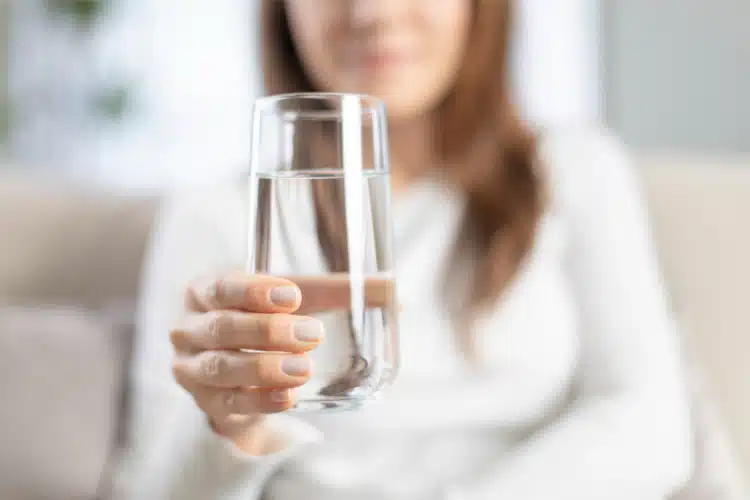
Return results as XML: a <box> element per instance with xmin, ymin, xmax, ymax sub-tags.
<box><xmin>1</xmin><ymin>157</ymin><xmax>748</xmax><ymax>499</ymax></box>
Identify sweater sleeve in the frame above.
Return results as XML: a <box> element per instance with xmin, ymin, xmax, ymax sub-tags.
<box><xmin>448</xmin><ymin>130</ymin><xmax>694</xmax><ymax>500</ymax></box>
<box><xmin>109</xmin><ymin>187</ymin><xmax>322</xmax><ymax>500</ymax></box>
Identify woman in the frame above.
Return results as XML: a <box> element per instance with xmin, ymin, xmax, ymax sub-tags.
<box><xmin>113</xmin><ymin>1</ymin><xmax>693</xmax><ymax>498</ymax></box>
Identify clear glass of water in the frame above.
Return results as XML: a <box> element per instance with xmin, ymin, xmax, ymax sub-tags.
<box><xmin>247</xmin><ymin>93</ymin><xmax>399</xmax><ymax>412</ymax></box>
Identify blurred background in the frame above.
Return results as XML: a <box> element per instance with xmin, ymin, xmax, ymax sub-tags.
<box><xmin>0</xmin><ymin>0</ymin><xmax>748</xmax><ymax>188</ymax></box>
<box><xmin>1</xmin><ymin>1</ymin><xmax>749</xmax><ymax>498</ymax></box>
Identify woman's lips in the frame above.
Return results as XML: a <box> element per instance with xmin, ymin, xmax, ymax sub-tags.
<box><xmin>358</xmin><ymin>51</ymin><xmax>413</xmax><ymax>71</ymax></box>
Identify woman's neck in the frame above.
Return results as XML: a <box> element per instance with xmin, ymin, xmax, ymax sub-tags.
<box><xmin>388</xmin><ymin>116</ymin><xmax>435</xmax><ymax>193</ymax></box>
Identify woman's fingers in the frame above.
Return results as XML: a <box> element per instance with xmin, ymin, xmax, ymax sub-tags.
<box><xmin>186</xmin><ymin>274</ymin><xmax>302</xmax><ymax>314</ymax></box>
<box><xmin>192</xmin><ymin>386</ymin><xmax>297</xmax><ymax>418</ymax></box>
<box><xmin>287</xmin><ymin>274</ymin><xmax>396</xmax><ymax>315</ymax></box>
<box><xmin>171</xmin><ymin>311</ymin><xmax>324</xmax><ymax>353</ymax></box>
<box><xmin>173</xmin><ymin>350</ymin><xmax>312</xmax><ymax>390</ymax></box>
<box><xmin>185</xmin><ymin>273</ymin><xmax>397</xmax><ymax>316</ymax></box>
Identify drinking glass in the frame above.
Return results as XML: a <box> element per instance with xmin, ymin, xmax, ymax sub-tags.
<box><xmin>247</xmin><ymin>93</ymin><xmax>399</xmax><ymax>412</ymax></box>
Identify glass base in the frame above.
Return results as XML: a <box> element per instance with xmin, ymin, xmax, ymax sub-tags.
<box><xmin>288</xmin><ymin>396</ymin><xmax>367</xmax><ymax>413</ymax></box>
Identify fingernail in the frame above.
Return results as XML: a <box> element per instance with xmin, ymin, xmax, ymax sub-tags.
<box><xmin>269</xmin><ymin>286</ymin><xmax>300</xmax><ymax>307</ymax></box>
<box><xmin>281</xmin><ymin>356</ymin><xmax>309</xmax><ymax>377</ymax></box>
<box><xmin>269</xmin><ymin>389</ymin><xmax>290</xmax><ymax>403</ymax></box>
<box><xmin>294</xmin><ymin>319</ymin><xmax>324</xmax><ymax>343</ymax></box>
<box><xmin>211</xmin><ymin>279</ymin><xmax>247</xmax><ymax>305</ymax></box>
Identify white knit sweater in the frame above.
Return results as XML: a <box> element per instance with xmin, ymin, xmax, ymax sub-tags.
<box><xmin>111</xmin><ymin>129</ymin><xmax>693</xmax><ymax>500</ymax></box>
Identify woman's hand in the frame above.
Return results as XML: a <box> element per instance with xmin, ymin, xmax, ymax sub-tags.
<box><xmin>170</xmin><ymin>274</ymin><xmax>324</xmax><ymax>453</ymax></box>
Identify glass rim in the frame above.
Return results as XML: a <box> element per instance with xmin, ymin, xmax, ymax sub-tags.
<box><xmin>254</xmin><ymin>92</ymin><xmax>386</xmax><ymax>114</ymax></box>
<box><xmin>250</xmin><ymin>92</ymin><xmax>390</xmax><ymax>175</ymax></box>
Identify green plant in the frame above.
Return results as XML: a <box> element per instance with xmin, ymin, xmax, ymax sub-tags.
<box><xmin>43</xmin><ymin>0</ymin><xmax>110</xmax><ymax>29</ymax></box>
<box><xmin>92</xmin><ymin>84</ymin><xmax>132</xmax><ymax>121</ymax></box>
<box><xmin>41</xmin><ymin>0</ymin><xmax>136</xmax><ymax>123</ymax></box>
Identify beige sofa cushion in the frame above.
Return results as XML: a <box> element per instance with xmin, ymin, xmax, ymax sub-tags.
<box><xmin>0</xmin><ymin>173</ymin><xmax>157</xmax><ymax>305</ymax></box>
<box><xmin>640</xmin><ymin>157</ymin><xmax>750</xmax><ymax>492</ymax></box>
<box><xmin>0</xmin><ymin>306</ymin><xmax>130</xmax><ymax>500</ymax></box>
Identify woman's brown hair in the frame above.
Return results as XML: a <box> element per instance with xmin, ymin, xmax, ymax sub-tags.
<box><xmin>260</xmin><ymin>1</ymin><xmax>545</xmax><ymax>340</ymax></box>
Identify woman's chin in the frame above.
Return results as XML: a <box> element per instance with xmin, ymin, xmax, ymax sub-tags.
<box><xmin>372</xmin><ymin>94</ymin><xmax>433</xmax><ymax>123</ymax></box>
